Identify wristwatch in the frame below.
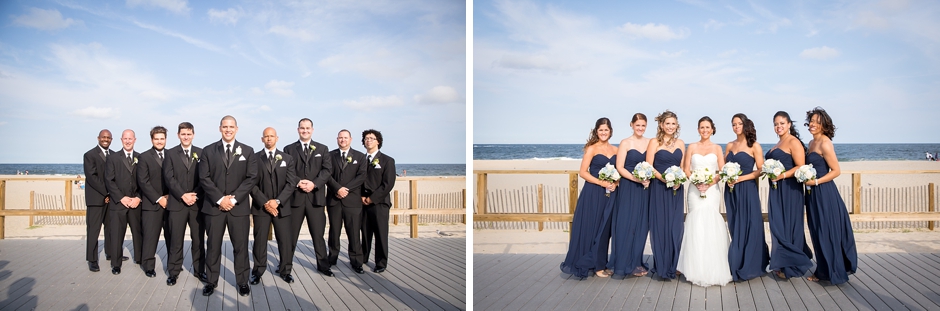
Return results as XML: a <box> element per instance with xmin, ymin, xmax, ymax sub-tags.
<box><xmin>275</xmin><ymin>199</ymin><xmax>281</xmax><ymax>205</ymax></box>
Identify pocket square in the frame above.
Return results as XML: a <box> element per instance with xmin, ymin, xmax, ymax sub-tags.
<box><xmin>353</xmin><ymin>160</ymin><xmax>358</xmax><ymax>164</ymax></box>
<box><xmin>314</xmin><ymin>154</ymin><xmax>322</xmax><ymax>157</ymax></box>
<box><xmin>280</xmin><ymin>161</ymin><xmax>287</xmax><ymax>167</ymax></box>
<box><xmin>239</xmin><ymin>155</ymin><xmax>246</xmax><ymax>161</ymax></box>
<box><xmin>374</xmin><ymin>164</ymin><xmax>382</xmax><ymax>169</ymax></box>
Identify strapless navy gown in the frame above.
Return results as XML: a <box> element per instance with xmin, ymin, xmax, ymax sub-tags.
<box><xmin>649</xmin><ymin>149</ymin><xmax>684</xmax><ymax>279</ymax></box>
<box><xmin>765</xmin><ymin>149</ymin><xmax>814</xmax><ymax>278</ymax></box>
<box><xmin>805</xmin><ymin>152</ymin><xmax>858</xmax><ymax>284</ymax></box>
<box><xmin>560</xmin><ymin>154</ymin><xmax>616</xmax><ymax>279</ymax></box>
<box><xmin>608</xmin><ymin>150</ymin><xmax>650</xmax><ymax>277</ymax></box>
<box><xmin>724</xmin><ymin>152</ymin><xmax>769</xmax><ymax>281</ymax></box>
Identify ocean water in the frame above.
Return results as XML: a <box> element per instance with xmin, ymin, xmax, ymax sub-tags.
<box><xmin>474</xmin><ymin>143</ymin><xmax>940</xmax><ymax>162</ymax></box>
<box><xmin>0</xmin><ymin>163</ymin><xmax>465</xmax><ymax>176</ymax></box>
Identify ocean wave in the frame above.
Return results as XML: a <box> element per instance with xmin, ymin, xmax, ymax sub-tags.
<box><xmin>527</xmin><ymin>157</ymin><xmax>580</xmax><ymax>161</ymax></box>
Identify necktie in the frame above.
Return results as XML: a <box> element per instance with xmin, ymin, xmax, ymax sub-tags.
<box><xmin>368</xmin><ymin>154</ymin><xmax>373</xmax><ymax>165</ymax></box>
<box><xmin>126</xmin><ymin>153</ymin><xmax>132</xmax><ymax>166</ymax></box>
<box><xmin>269</xmin><ymin>151</ymin><xmax>275</xmax><ymax>169</ymax></box>
<box><xmin>341</xmin><ymin>151</ymin><xmax>348</xmax><ymax>169</ymax></box>
<box><xmin>158</xmin><ymin>151</ymin><xmax>164</xmax><ymax>163</ymax></box>
<box><xmin>226</xmin><ymin>144</ymin><xmax>233</xmax><ymax>162</ymax></box>
<box><xmin>304</xmin><ymin>143</ymin><xmax>310</xmax><ymax>156</ymax></box>
<box><xmin>185</xmin><ymin>150</ymin><xmax>190</xmax><ymax>159</ymax></box>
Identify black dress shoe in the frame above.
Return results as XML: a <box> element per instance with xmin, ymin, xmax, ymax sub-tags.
<box><xmin>111</xmin><ymin>267</ymin><xmax>121</xmax><ymax>275</ymax></box>
<box><xmin>195</xmin><ymin>272</ymin><xmax>208</xmax><ymax>283</ymax></box>
<box><xmin>145</xmin><ymin>270</ymin><xmax>156</xmax><ymax>278</ymax></box>
<box><xmin>167</xmin><ymin>276</ymin><xmax>177</xmax><ymax>286</ymax></box>
<box><xmin>372</xmin><ymin>267</ymin><xmax>386</xmax><ymax>273</ymax></box>
<box><xmin>237</xmin><ymin>284</ymin><xmax>250</xmax><ymax>296</ymax></box>
<box><xmin>249</xmin><ymin>274</ymin><xmax>261</xmax><ymax>285</ymax></box>
<box><xmin>318</xmin><ymin>269</ymin><xmax>334</xmax><ymax>277</ymax></box>
<box><xmin>353</xmin><ymin>266</ymin><xmax>365</xmax><ymax>274</ymax></box>
<box><xmin>280</xmin><ymin>274</ymin><xmax>294</xmax><ymax>283</ymax></box>
<box><xmin>88</xmin><ymin>261</ymin><xmax>100</xmax><ymax>272</ymax></box>
<box><xmin>202</xmin><ymin>284</ymin><xmax>215</xmax><ymax>296</ymax></box>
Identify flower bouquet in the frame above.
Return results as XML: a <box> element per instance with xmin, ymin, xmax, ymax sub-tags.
<box><xmin>598</xmin><ymin>163</ymin><xmax>621</xmax><ymax>197</ymax></box>
<box><xmin>794</xmin><ymin>164</ymin><xmax>817</xmax><ymax>194</ymax></box>
<box><xmin>689</xmin><ymin>167</ymin><xmax>714</xmax><ymax>198</ymax></box>
<box><xmin>761</xmin><ymin>159</ymin><xmax>785</xmax><ymax>189</ymax></box>
<box><xmin>633</xmin><ymin>161</ymin><xmax>654</xmax><ymax>189</ymax></box>
<box><xmin>719</xmin><ymin>162</ymin><xmax>742</xmax><ymax>192</ymax></box>
<box><xmin>663</xmin><ymin>165</ymin><xmax>687</xmax><ymax>196</ymax></box>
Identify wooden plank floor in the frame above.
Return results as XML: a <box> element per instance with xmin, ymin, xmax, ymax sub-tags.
<box><xmin>0</xmin><ymin>237</ymin><xmax>466</xmax><ymax>310</ymax></box>
<box><xmin>474</xmin><ymin>253</ymin><xmax>940</xmax><ymax>310</ymax></box>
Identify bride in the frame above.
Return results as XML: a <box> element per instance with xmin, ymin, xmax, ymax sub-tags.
<box><xmin>677</xmin><ymin>116</ymin><xmax>732</xmax><ymax>287</ymax></box>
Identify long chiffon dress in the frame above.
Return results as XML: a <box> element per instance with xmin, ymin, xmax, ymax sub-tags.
<box><xmin>560</xmin><ymin>154</ymin><xmax>616</xmax><ymax>279</ymax></box>
<box><xmin>648</xmin><ymin>149</ymin><xmax>684</xmax><ymax>280</ymax></box>
<box><xmin>805</xmin><ymin>152</ymin><xmax>858</xmax><ymax>284</ymax></box>
<box><xmin>765</xmin><ymin>148</ymin><xmax>814</xmax><ymax>278</ymax></box>
<box><xmin>724</xmin><ymin>151</ymin><xmax>770</xmax><ymax>281</ymax></box>
<box><xmin>608</xmin><ymin>149</ymin><xmax>650</xmax><ymax>277</ymax></box>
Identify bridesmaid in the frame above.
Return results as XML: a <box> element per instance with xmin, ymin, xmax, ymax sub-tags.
<box><xmin>560</xmin><ymin>117</ymin><xmax>619</xmax><ymax>279</ymax></box>
<box><xmin>609</xmin><ymin>113</ymin><xmax>651</xmax><ymax>277</ymax></box>
<box><xmin>646</xmin><ymin>110</ymin><xmax>686</xmax><ymax>280</ymax></box>
<box><xmin>723</xmin><ymin>113</ymin><xmax>770</xmax><ymax>281</ymax></box>
<box><xmin>766</xmin><ymin>111</ymin><xmax>814</xmax><ymax>279</ymax></box>
<box><xmin>803</xmin><ymin>107</ymin><xmax>857</xmax><ymax>284</ymax></box>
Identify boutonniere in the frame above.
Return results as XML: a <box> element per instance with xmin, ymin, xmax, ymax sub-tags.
<box><xmin>275</xmin><ymin>154</ymin><xmax>282</xmax><ymax>162</ymax></box>
<box><xmin>234</xmin><ymin>146</ymin><xmax>242</xmax><ymax>156</ymax></box>
<box><xmin>309</xmin><ymin>144</ymin><xmax>316</xmax><ymax>152</ymax></box>
<box><xmin>133</xmin><ymin>157</ymin><xmax>138</xmax><ymax>165</ymax></box>
<box><xmin>192</xmin><ymin>152</ymin><xmax>199</xmax><ymax>161</ymax></box>
<box><xmin>346</xmin><ymin>156</ymin><xmax>353</xmax><ymax>163</ymax></box>
<box><xmin>371</xmin><ymin>158</ymin><xmax>379</xmax><ymax>167</ymax></box>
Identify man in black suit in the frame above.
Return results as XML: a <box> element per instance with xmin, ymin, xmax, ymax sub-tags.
<box><xmin>162</xmin><ymin>122</ymin><xmax>206</xmax><ymax>286</ymax></box>
<box><xmin>284</xmin><ymin>118</ymin><xmax>334</xmax><ymax>276</ymax></box>
<box><xmin>360</xmin><ymin>129</ymin><xmax>396</xmax><ymax>273</ymax></box>
<box><xmin>105</xmin><ymin>129</ymin><xmax>143</xmax><ymax>275</ymax></box>
<box><xmin>249</xmin><ymin>127</ymin><xmax>298</xmax><ymax>285</ymax></box>
<box><xmin>326</xmin><ymin>129</ymin><xmax>366</xmax><ymax>274</ymax></box>
<box><xmin>137</xmin><ymin>126</ymin><xmax>169</xmax><ymax>278</ymax></box>
<box><xmin>83</xmin><ymin>129</ymin><xmax>127</xmax><ymax>272</ymax></box>
<box><xmin>198</xmin><ymin>115</ymin><xmax>257</xmax><ymax>297</ymax></box>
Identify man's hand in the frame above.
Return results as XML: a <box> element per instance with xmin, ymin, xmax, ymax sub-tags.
<box><xmin>104</xmin><ymin>196</ymin><xmax>110</xmax><ymax>204</ymax></box>
<box><xmin>298</xmin><ymin>180</ymin><xmax>315</xmax><ymax>193</ymax></box>
<box><xmin>182</xmin><ymin>193</ymin><xmax>198</xmax><ymax>206</ymax></box>
<box><xmin>264</xmin><ymin>199</ymin><xmax>279</xmax><ymax>217</ymax></box>
<box><xmin>120</xmin><ymin>196</ymin><xmax>132</xmax><ymax>208</ymax></box>
<box><xmin>219</xmin><ymin>195</ymin><xmax>235</xmax><ymax>211</ymax></box>
<box><xmin>337</xmin><ymin>187</ymin><xmax>349</xmax><ymax>199</ymax></box>
<box><xmin>361</xmin><ymin>197</ymin><xmax>368</xmax><ymax>205</ymax></box>
<box><xmin>159</xmin><ymin>195</ymin><xmax>168</xmax><ymax>208</ymax></box>
<box><xmin>363</xmin><ymin>197</ymin><xmax>372</xmax><ymax>205</ymax></box>
<box><xmin>129</xmin><ymin>197</ymin><xmax>141</xmax><ymax>208</ymax></box>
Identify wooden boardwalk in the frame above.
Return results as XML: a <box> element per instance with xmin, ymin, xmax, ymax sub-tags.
<box><xmin>0</xmin><ymin>237</ymin><xmax>466</xmax><ymax>310</ymax></box>
<box><xmin>474</xmin><ymin>253</ymin><xmax>940</xmax><ymax>310</ymax></box>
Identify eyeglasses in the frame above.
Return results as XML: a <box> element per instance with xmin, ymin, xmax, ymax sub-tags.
<box><xmin>364</xmin><ymin>137</ymin><xmax>377</xmax><ymax>141</ymax></box>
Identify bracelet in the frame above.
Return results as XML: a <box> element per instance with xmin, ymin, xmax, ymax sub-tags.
<box><xmin>814</xmin><ymin>179</ymin><xmax>818</xmax><ymax>186</ymax></box>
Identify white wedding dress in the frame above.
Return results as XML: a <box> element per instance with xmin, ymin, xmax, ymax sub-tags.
<box><xmin>676</xmin><ymin>153</ymin><xmax>732</xmax><ymax>287</ymax></box>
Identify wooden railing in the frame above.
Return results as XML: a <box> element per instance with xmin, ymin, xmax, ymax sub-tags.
<box><xmin>0</xmin><ymin>176</ymin><xmax>466</xmax><ymax>239</ymax></box>
<box><xmin>473</xmin><ymin>170</ymin><xmax>940</xmax><ymax>230</ymax></box>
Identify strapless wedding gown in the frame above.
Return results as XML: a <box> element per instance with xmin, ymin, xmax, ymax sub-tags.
<box><xmin>676</xmin><ymin>153</ymin><xmax>732</xmax><ymax>287</ymax></box>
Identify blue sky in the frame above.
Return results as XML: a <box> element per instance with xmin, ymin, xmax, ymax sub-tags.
<box><xmin>0</xmin><ymin>0</ymin><xmax>466</xmax><ymax>164</ymax></box>
<box><xmin>474</xmin><ymin>0</ymin><xmax>940</xmax><ymax>144</ymax></box>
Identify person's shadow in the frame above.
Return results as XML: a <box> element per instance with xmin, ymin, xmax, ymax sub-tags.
<box><xmin>0</xmin><ymin>277</ymin><xmax>37</xmax><ymax>310</ymax></box>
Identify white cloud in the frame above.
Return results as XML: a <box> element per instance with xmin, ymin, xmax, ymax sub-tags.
<box><xmin>252</xmin><ymin>105</ymin><xmax>271</xmax><ymax>113</ymax></box>
<box><xmin>660</xmin><ymin>50</ymin><xmax>687</xmax><ymax>58</ymax></box>
<box><xmin>800</xmin><ymin>46</ymin><xmax>840</xmax><ymax>60</ymax></box>
<box><xmin>268</xmin><ymin>25</ymin><xmax>316</xmax><ymax>42</ymax></box>
<box><xmin>12</xmin><ymin>8</ymin><xmax>82</xmax><ymax>30</ymax></box>
<box><xmin>704</xmin><ymin>19</ymin><xmax>724</xmax><ymax>32</ymax></box>
<box><xmin>139</xmin><ymin>90</ymin><xmax>168</xmax><ymax>100</ymax></box>
<box><xmin>264</xmin><ymin>80</ymin><xmax>294</xmax><ymax>97</ymax></box>
<box><xmin>133</xmin><ymin>21</ymin><xmax>225</xmax><ymax>54</ymax></box>
<box><xmin>208</xmin><ymin>8</ymin><xmax>240</xmax><ymax>25</ymax></box>
<box><xmin>414</xmin><ymin>86</ymin><xmax>460</xmax><ymax>105</ymax></box>
<box><xmin>856</xmin><ymin>11</ymin><xmax>890</xmax><ymax>30</ymax></box>
<box><xmin>618</xmin><ymin>22</ymin><xmax>690</xmax><ymax>41</ymax></box>
<box><xmin>249</xmin><ymin>87</ymin><xmax>264</xmax><ymax>95</ymax></box>
<box><xmin>126</xmin><ymin>0</ymin><xmax>190</xmax><ymax>15</ymax></box>
<box><xmin>492</xmin><ymin>54</ymin><xmax>585</xmax><ymax>73</ymax></box>
<box><xmin>718</xmin><ymin>49</ymin><xmax>738</xmax><ymax>57</ymax></box>
<box><xmin>71</xmin><ymin>106</ymin><xmax>116</xmax><ymax>119</ymax></box>
<box><xmin>343</xmin><ymin>95</ymin><xmax>404</xmax><ymax>111</ymax></box>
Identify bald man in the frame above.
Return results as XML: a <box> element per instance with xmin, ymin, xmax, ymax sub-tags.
<box><xmin>249</xmin><ymin>127</ymin><xmax>298</xmax><ymax>284</ymax></box>
<box><xmin>105</xmin><ymin>129</ymin><xmax>143</xmax><ymax>275</ymax></box>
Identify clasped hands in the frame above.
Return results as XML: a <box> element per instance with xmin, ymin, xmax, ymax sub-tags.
<box><xmin>181</xmin><ymin>192</ymin><xmax>198</xmax><ymax>206</ymax></box>
<box><xmin>219</xmin><ymin>195</ymin><xmax>236</xmax><ymax>211</ymax></box>
<box><xmin>120</xmin><ymin>196</ymin><xmax>141</xmax><ymax>208</ymax></box>
<box><xmin>334</xmin><ymin>187</ymin><xmax>349</xmax><ymax>199</ymax></box>
<box><xmin>297</xmin><ymin>180</ymin><xmax>316</xmax><ymax>192</ymax></box>
<box><xmin>361</xmin><ymin>196</ymin><xmax>373</xmax><ymax>205</ymax></box>
<box><xmin>263</xmin><ymin>199</ymin><xmax>279</xmax><ymax>217</ymax></box>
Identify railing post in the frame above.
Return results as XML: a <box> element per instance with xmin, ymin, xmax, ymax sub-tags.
<box><xmin>476</xmin><ymin>173</ymin><xmax>487</xmax><ymax>215</ymax></box>
<box><xmin>410</xmin><ymin>180</ymin><xmax>418</xmax><ymax>238</ymax></box>
<box><xmin>929</xmin><ymin>183</ymin><xmax>936</xmax><ymax>231</ymax></box>
<box><xmin>852</xmin><ymin>173</ymin><xmax>861</xmax><ymax>215</ymax></box>
<box><xmin>29</xmin><ymin>191</ymin><xmax>34</xmax><ymax>227</ymax></box>
<box><xmin>0</xmin><ymin>180</ymin><xmax>5</xmax><ymax>239</ymax></box>
<box><xmin>64</xmin><ymin>180</ymin><xmax>73</xmax><ymax>211</ymax></box>
<box><xmin>461</xmin><ymin>189</ymin><xmax>467</xmax><ymax>224</ymax></box>
<box><xmin>537</xmin><ymin>184</ymin><xmax>544</xmax><ymax>231</ymax></box>
<box><xmin>568</xmin><ymin>173</ymin><xmax>578</xmax><ymax>235</ymax></box>
<box><xmin>393</xmin><ymin>190</ymin><xmax>399</xmax><ymax>225</ymax></box>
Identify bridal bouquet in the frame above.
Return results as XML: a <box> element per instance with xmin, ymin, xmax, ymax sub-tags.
<box><xmin>794</xmin><ymin>164</ymin><xmax>817</xmax><ymax>194</ymax></box>
<box><xmin>761</xmin><ymin>159</ymin><xmax>785</xmax><ymax>189</ymax></box>
<box><xmin>719</xmin><ymin>162</ymin><xmax>742</xmax><ymax>193</ymax></box>
<box><xmin>663</xmin><ymin>165</ymin><xmax>687</xmax><ymax>196</ymax></box>
<box><xmin>633</xmin><ymin>161</ymin><xmax>654</xmax><ymax>189</ymax></box>
<box><xmin>689</xmin><ymin>167</ymin><xmax>714</xmax><ymax>198</ymax></box>
<box><xmin>598</xmin><ymin>163</ymin><xmax>621</xmax><ymax>197</ymax></box>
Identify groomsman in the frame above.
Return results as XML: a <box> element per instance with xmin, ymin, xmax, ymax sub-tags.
<box><xmin>326</xmin><ymin>129</ymin><xmax>366</xmax><ymax>274</ymax></box>
<box><xmin>105</xmin><ymin>129</ymin><xmax>143</xmax><ymax>274</ymax></box>
<box><xmin>137</xmin><ymin>126</ymin><xmax>169</xmax><ymax>278</ymax></box>
<box><xmin>360</xmin><ymin>129</ymin><xmax>396</xmax><ymax>273</ymax></box>
<box><xmin>198</xmin><ymin>115</ymin><xmax>257</xmax><ymax>296</ymax></box>
<box><xmin>162</xmin><ymin>122</ymin><xmax>206</xmax><ymax>286</ymax></box>
<box><xmin>284</xmin><ymin>118</ymin><xmax>334</xmax><ymax>276</ymax></box>
<box><xmin>249</xmin><ymin>127</ymin><xmax>298</xmax><ymax>285</ymax></box>
<box><xmin>83</xmin><ymin>129</ymin><xmax>127</xmax><ymax>272</ymax></box>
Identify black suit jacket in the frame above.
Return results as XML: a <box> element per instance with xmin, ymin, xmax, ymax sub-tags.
<box><xmin>284</xmin><ymin>140</ymin><xmax>332</xmax><ymax>207</ymax></box>
<box><xmin>83</xmin><ymin>145</ymin><xmax>113</xmax><ymax>206</ymax></box>
<box><xmin>326</xmin><ymin>148</ymin><xmax>367</xmax><ymax>208</ymax></box>
<box><xmin>250</xmin><ymin>149</ymin><xmax>298</xmax><ymax>217</ymax></box>
<box><xmin>137</xmin><ymin>148</ymin><xmax>168</xmax><ymax>211</ymax></box>
<box><xmin>163</xmin><ymin>145</ymin><xmax>204</xmax><ymax>212</ymax></box>
<box><xmin>105</xmin><ymin>150</ymin><xmax>141</xmax><ymax>211</ymax></box>
<box><xmin>362</xmin><ymin>151</ymin><xmax>396</xmax><ymax>206</ymax></box>
<box><xmin>198</xmin><ymin>140</ymin><xmax>258</xmax><ymax>217</ymax></box>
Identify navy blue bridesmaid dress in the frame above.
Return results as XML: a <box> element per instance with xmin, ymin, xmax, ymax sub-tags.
<box><xmin>608</xmin><ymin>149</ymin><xmax>650</xmax><ymax>277</ymax></box>
<box><xmin>765</xmin><ymin>149</ymin><xmax>814</xmax><ymax>278</ymax></box>
<box><xmin>724</xmin><ymin>151</ymin><xmax>770</xmax><ymax>281</ymax></box>
<box><xmin>560</xmin><ymin>154</ymin><xmax>616</xmax><ymax>279</ymax></box>
<box><xmin>648</xmin><ymin>149</ymin><xmax>683</xmax><ymax>279</ymax></box>
<box><xmin>805</xmin><ymin>152</ymin><xmax>858</xmax><ymax>284</ymax></box>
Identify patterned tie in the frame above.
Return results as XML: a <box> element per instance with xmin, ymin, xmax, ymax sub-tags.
<box><xmin>185</xmin><ymin>149</ymin><xmax>190</xmax><ymax>160</ymax></box>
<box><xmin>158</xmin><ymin>151</ymin><xmax>164</xmax><ymax>163</ymax></box>
<box><xmin>226</xmin><ymin>144</ymin><xmax>233</xmax><ymax>162</ymax></box>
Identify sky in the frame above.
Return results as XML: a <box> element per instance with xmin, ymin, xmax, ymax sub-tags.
<box><xmin>0</xmin><ymin>0</ymin><xmax>466</xmax><ymax>164</ymax></box>
<box><xmin>474</xmin><ymin>0</ymin><xmax>940</xmax><ymax>145</ymax></box>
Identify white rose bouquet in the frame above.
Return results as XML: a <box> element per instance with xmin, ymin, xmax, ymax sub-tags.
<box><xmin>719</xmin><ymin>162</ymin><xmax>742</xmax><ymax>192</ymax></box>
<box><xmin>663</xmin><ymin>165</ymin><xmax>687</xmax><ymax>196</ymax></box>
<box><xmin>633</xmin><ymin>161</ymin><xmax>654</xmax><ymax>189</ymax></box>
<box><xmin>598</xmin><ymin>163</ymin><xmax>621</xmax><ymax>197</ymax></box>
<box><xmin>794</xmin><ymin>164</ymin><xmax>817</xmax><ymax>194</ymax></box>
<box><xmin>761</xmin><ymin>159</ymin><xmax>785</xmax><ymax>189</ymax></box>
<box><xmin>689</xmin><ymin>167</ymin><xmax>714</xmax><ymax>198</ymax></box>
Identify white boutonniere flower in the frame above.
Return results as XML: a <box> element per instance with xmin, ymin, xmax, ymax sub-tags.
<box><xmin>309</xmin><ymin>144</ymin><xmax>316</xmax><ymax>152</ymax></box>
<box><xmin>133</xmin><ymin>157</ymin><xmax>138</xmax><ymax>165</ymax></box>
<box><xmin>234</xmin><ymin>146</ymin><xmax>242</xmax><ymax>156</ymax></box>
<box><xmin>371</xmin><ymin>158</ymin><xmax>379</xmax><ymax>167</ymax></box>
<box><xmin>192</xmin><ymin>152</ymin><xmax>199</xmax><ymax>161</ymax></box>
<box><xmin>275</xmin><ymin>154</ymin><xmax>282</xmax><ymax>162</ymax></box>
<box><xmin>346</xmin><ymin>156</ymin><xmax>353</xmax><ymax>163</ymax></box>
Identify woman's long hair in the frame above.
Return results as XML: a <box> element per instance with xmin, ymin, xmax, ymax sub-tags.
<box><xmin>805</xmin><ymin>106</ymin><xmax>836</xmax><ymax>139</ymax></box>
<box><xmin>732</xmin><ymin>113</ymin><xmax>756</xmax><ymax>147</ymax></box>
<box><xmin>774</xmin><ymin>111</ymin><xmax>806</xmax><ymax>151</ymax></box>
<box><xmin>584</xmin><ymin>117</ymin><xmax>613</xmax><ymax>150</ymax></box>
<box><xmin>655</xmin><ymin>110</ymin><xmax>679</xmax><ymax>146</ymax></box>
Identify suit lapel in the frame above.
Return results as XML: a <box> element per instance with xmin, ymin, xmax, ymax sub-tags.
<box><xmin>98</xmin><ymin>148</ymin><xmax>107</xmax><ymax>162</ymax></box>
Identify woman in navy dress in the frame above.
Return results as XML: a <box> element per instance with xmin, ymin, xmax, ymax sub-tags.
<box><xmin>560</xmin><ymin>117</ymin><xmax>619</xmax><ymax>279</ymax></box>
<box><xmin>803</xmin><ymin>107</ymin><xmax>857</xmax><ymax>284</ymax></box>
<box><xmin>609</xmin><ymin>113</ymin><xmax>651</xmax><ymax>277</ymax></box>
<box><xmin>723</xmin><ymin>113</ymin><xmax>770</xmax><ymax>281</ymax></box>
<box><xmin>645</xmin><ymin>110</ymin><xmax>686</xmax><ymax>280</ymax></box>
<box><xmin>766</xmin><ymin>111</ymin><xmax>814</xmax><ymax>279</ymax></box>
